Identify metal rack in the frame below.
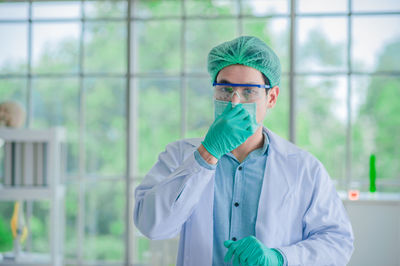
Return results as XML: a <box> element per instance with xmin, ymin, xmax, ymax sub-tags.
<box><xmin>0</xmin><ymin>127</ymin><xmax>66</xmax><ymax>266</ymax></box>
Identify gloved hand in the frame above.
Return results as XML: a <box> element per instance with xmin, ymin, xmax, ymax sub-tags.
<box><xmin>224</xmin><ymin>236</ymin><xmax>284</xmax><ymax>266</ymax></box>
<box><xmin>202</xmin><ymin>102</ymin><xmax>258</xmax><ymax>159</ymax></box>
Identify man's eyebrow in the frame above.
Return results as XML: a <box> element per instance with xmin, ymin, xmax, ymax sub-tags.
<box><xmin>216</xmin><ymin>79</ymin><xmax>261</xmax><ymax>85</ymax></box>
<box><xmin>217</xmin><ymin>79</ymin><xmax>232</xmax><ymax>84</ymax></box>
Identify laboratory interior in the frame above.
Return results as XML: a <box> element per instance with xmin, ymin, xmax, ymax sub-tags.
<box><xmin>0</xmin><ymin>0</ymin><xmax>399</xmax><ymax>266</ymax></box>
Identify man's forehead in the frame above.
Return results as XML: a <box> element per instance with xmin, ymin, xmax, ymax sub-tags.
<box><xmin>216</xmin><ymin>64</ymin><xmax>265</xmax><ymax>84</ymax></box>
<box><xmin>216</xmin><ymin>78</ymin><xmax>261</xmax><ymax>85</ymax></box>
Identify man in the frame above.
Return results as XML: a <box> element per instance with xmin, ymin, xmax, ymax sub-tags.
<box><xmin>134</xmin><ymin>36</ymin><xmax>354</xmax><ymax>266</ymax></box>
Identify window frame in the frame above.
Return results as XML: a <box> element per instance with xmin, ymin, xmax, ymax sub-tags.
<box><xmin>0</xmin><ymin>0</ymin><xmax>399</xmax><ymax>264</ymax></box>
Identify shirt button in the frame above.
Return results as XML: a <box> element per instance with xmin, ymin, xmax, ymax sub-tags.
<box><xmin>232</xmin><ymin>237</ymin><xmax>237</xmax><ymax>241</ymax></box>
<box><xmin>238</xmin><ymin>166</ymin><xmax>243</xmax><ymax>170</ymax></box>
<box><xmin>234</xmin><ymin>202</ymin><xmax>239</xmax><ymax>207</ymax></box>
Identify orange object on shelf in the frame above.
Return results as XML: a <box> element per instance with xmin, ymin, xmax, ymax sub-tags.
<box><xmin>348</xmin><ymin>190</ymin><xmax>360</xmax><ymax>201</ymax></box>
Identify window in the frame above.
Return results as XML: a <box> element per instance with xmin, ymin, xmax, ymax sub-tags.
<box><xmin>1</xmin><ymin>0</ymin><xmax>399</xmax><ymax>264</ymax></box>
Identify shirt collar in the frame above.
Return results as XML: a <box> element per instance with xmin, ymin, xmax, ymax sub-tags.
<box><xmin>253</xmin><ymin>130</ymin><xmax>270</xmax><ymax>157</ymax></box>
<box><xmin>226</xmin><ymin>129</ymin><xmax>270</xmax><ymax>161</ymax></box>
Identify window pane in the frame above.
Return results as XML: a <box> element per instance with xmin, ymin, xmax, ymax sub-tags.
<box><xmin>32</xmin><ymin>1</ymin><xmax>81</xmax><ymax>19</ymax></box>
<box><xmin>0</xmin><ymin>141</ymin><xmax>3</xmax><ymax>180</ymax></box>
<box><xmin>297</xmin><ymin>0</ymin><xmax>347</xmax><ymax>13</ymax></box>
<box><xmin>297</xmin><ymin>17</ymin><xmax>347</xmax><ymax>72</ymax></box>
<box><xmin>144</xmin><ymin>237</ymin><xmax>179</xmax><ymax>265</ymax></box>
<box><xmin>0</xmin><ymin>202</ymin><xmax>54</xmax><ymax>256</ymax></box>
<box><xmin>0</xmin><ymin>202</ymin><xmax>14</xmax><ymax>253</ymax></box>
<box><xmin>131</xmin><ymin>178</ymin><xmax>150</xmax><ymax>264</ymax></box>
<box><xmin>134</xmin><ymin>228</ymin><xmax>151</xmax><ymax>264</ymax></box>
<box><xmin>0</xmin><ymin>2</ymin><xmax>28</xmax><ymax>19</ymax></box>
<box><xmin>84</xmin><ymin>78</ymin><xmax>126</xmax><ymax>177</ymax></box>
<box><xmin>31</xmin><ymin>201</ymin><xmax>50</xmax><ymax>254</ymax></box>
<box><xmin>242</xmin><ymin>0</ymin><xmax>289</xmax><ymax>16</ymax></box>
<box><xmin>263</xmin><ymin>74</ymin><xmax>289</xmax><ymax>140</ymax></box>
<box><xmin>134</xmin><ymin>21</ymin><xmax>181</xmax><ymax>74</ymax></box>
<box><xmin>352</xmin><ymin>16</ymin><xmax>400</xmax><ymax>72</ymax></box>
<box><xmin>296</xmin><ymin>76</ymin><xmax>347</xmax><ymax>182</ymax></box>
<box><xmin>185</xmin><ymin>77</ymin><xmax>213</xmax><ymax>138</ymax></box>
<box><xmin>84</xmin><ymin>22</ymin><xmax>127</xmax><ymax>74</ymax></box>
<box><xmin>136</xmin><ymin>77</ymin><xmax>180</xmax><ymax>176</ymax></box>
<box><xmin>134</xmin><ymin>0</ymin><xmax>181</xmax><ymax>18</ymax></box>
<box><xmin>31</xmin><ymin>78</ymin><xmax>80</xmax><ymax>176</ymax></box>
<box><xmin>186</xmin><ymin>19</ymin><xmax>236</xmax><ymax>73</ymax></box>
<box><xmin>84</xmin><ymin>0</ymin><xmax>127</xmax><ymax>18</ymax></box>
<box><xmin>242</xmin><ymin>18</ymin><xmax>289</xmax><ymax>73</ymax></box>
<box><xmin>65</xmin><ymin>182</ymin><xmax>78</xmax><ymax>259</ymax></box>
<box><xmin>32</xmin><ymin>23</ymin><xmax>80</xmax><ymax>74</ymax></box>
<box><xmin>351</xmin><ymin>75</ymin><xmax>400</xmax><ymax>191</ymax></box>
<box><xmin>84</xmin><ymin>180</ymin><xmax>124</xmax><ymax>261</ymax></box>
<box><xmin>0</xmin><ymin>23</ymin><xmax>28</xmax><ymax>74</ymax></box>
<box><xmin>0</xmin><ymin>202</ymin><xmax>54</xmax><ymax>260</ymax></box>
<box><xmin>186</xmin><ymin>0</ymin><xmax>238</xmax><ymax>16</ymax></box>
<box><xmin>0</xmin><ymin>79</ymin><xmax>27</xmax><ymax>106</ymax></box>
<box><xmin>352</xmin><ymin>0</ymin><xmax>400</xmax><ymax>12</ymax></box>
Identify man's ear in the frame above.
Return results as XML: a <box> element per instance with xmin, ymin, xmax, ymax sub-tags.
<box><xmin>267</xmin><ymin>86</ymin><xmax>280</xmax><ymax>109</ymax></box>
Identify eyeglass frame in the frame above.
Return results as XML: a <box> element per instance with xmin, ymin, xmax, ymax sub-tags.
<box><xmin>212</xmin><ymin>82</ymin><xmax>272</xmax><ymax>102</ymax></box>
<box><xmin>212</xmin><ymin>82</ymin><xmax>271</xmax><ymax>89</ymax></box>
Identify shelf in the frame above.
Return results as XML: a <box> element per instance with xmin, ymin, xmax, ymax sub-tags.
<box><xmin>339</xmin><ymin>191</ymin><xmax>400</xmax><ymax>204</ymax></box>
<box><xmin>0</xmin><ymin>127</ymin><xmax>66</xmax><ymax>142</ymax></box>
<box><xmin>0</xmin><ymin>186</ymin><xmax>65</xmax><ymax>201</ymax></box>
<box><xmin>0</xmin><ymin>252</ymin><xmax>62</xmax><ymax>266</ymax></box>
<box><xmin>0</xmin><ymin>127</ymin><xmax>65</xmax><ymax>266</ymax></box>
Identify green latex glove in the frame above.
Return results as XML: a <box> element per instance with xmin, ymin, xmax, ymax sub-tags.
<box><xmin>202</xmin><ymin>102</ymin><xmax>258</xmax><ymax>159</ymax></box>
<box><xmin>224</xmin><ymin>236</ymin><xmax>284</xmax><ymax>266</ymax></box>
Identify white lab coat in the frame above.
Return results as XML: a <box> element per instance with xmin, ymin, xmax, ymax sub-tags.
<box><xmin>134</xmin><ymin>128</ymin><xmax>354</xmax><ymax>266</ymax></box>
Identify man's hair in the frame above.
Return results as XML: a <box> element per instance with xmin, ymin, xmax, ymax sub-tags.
<box><xmin>263</xmin><ymin>74</ymin><xmax>271</xmax><ymax>93</ymax></box>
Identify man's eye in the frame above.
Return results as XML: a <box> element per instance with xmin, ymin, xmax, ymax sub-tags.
<box><xmin>221</xmin><ymin>87</ymin><xmax>233</xmax><ymax>93</ymax></box>
<box><xmin>244</xmin><ymin>88</ymin><xmax>257</xmax><ymax>94</ymax></box>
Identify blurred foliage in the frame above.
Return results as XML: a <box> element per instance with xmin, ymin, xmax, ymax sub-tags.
<box><xmin>84</xmin><ymin>21</ymin><xmax>126</xmax><ymax>73</ymax></box>
<box><xmin>84</xmin><ymin>0</ymin><xmax>127</xmax><ymax>18</ymax></box>
<box><xmin>83</xmin><ymin>180</ymin><xmax>124</xmax><ymax>260</ymax></box>
<box><xmin>0</xmin><ymin>203</ymin><xmax>14</xmax><ymax>250</ymax></box>
<box><xmin>0</xmin><ymin>0</ymin><xmax>399</xmax><ymax>264</ymax></box>
<box><xmin>30</xmin><ymin>208</ymin><xmax>49</xmax><ymax>253</ymax></box>
<box><xmin>138</xmin><ymin>82</ymin><xmax>180</xmax><ymax>174</ymax></box>
<box><xmin>352</xmin><ymin>39</ymin><xmax>400</xmax><ymax>181</ymax></box>
<box><xmin>0</xmin><ymin>216</ymin><xmax>13</xmax><ymax>252</ymax></box>
<box><xmin>0</xmin><ymin>201</ymin><xmax>49</xmax><ymax>253</ymax></box>
<box><xmin>135</xmin><ymin>0</ymin><xmax>181</xmax><ymax>18</ymax></box>
<box><xmin>33</xmin><ymin>38</ymin><xmax>79</xmax><ymax>74</ymax></box>
<box><xmin>84</xmin><ymin>78</ymin><xmax>126</xmax><ymax>176</ymax></box>
<box><xmin>295</xmin><ymin>27</ymin><xmax>347</xmax><ymax>181</ymax></box>
<box><xmin>300</xmin><ymin>28</ymin><xmax>345</xmax><ymax>68</ymax></box>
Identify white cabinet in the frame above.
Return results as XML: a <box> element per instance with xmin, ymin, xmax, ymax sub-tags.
<box><xmin>0</xmin><ymin>128</ymin><xmax>66</xmax><ymax>266</ymax></box>
<box><xmin>343</xmin><ymin>193</ymin><xmax>400</xmax><ymax>266</ymax></box>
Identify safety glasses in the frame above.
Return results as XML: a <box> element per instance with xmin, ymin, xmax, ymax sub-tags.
<box><xmin>213</xmin><ymin>82</ymin><xmax>271</xmax><ymax>103</ymax></box>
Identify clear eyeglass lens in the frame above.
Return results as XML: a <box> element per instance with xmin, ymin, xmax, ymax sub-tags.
<box><xmin>214</xmin><ymin>86</ymin><xmax>261</xmax><ymax>102</ymax></box>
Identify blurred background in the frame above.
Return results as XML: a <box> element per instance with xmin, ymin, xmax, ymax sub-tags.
<box><xmin>0</xmin><ymin>0</ymin><xmax>399</xmax><ymax>265</ymax></box>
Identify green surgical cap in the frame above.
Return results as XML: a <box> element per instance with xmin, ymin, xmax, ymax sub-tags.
<box><xmin>207</xmin><ymin>36</ymin><xmax>281</xmax><ymax>87</ymax></box>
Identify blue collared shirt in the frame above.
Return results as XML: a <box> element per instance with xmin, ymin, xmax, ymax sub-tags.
<box><xmin>195</xmin><ymin>131</ymin><xmax>271</xmax><ymax>266</ymax></box>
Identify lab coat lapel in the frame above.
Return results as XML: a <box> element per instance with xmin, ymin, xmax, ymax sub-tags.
<box><xmin>255</xmin><ymin>128</ymin><xmax>297</xmax><ymax>247</ymax></box>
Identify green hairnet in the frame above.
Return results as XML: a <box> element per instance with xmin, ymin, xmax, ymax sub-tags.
<box><xmin>207</xmin><ymin>36</ymin><xmax>281</xmax><ymax>87</ymax></box>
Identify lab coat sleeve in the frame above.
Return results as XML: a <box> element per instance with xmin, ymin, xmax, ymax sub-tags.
<box><xmin>134</xmin><ymin>141</ymin><xmax>215</xmax><ymax>240</ymax></box>
<box><xmin>277</xmin><ymin>162</ymin><xmax>354</xmax><ymax>266</ymax></box>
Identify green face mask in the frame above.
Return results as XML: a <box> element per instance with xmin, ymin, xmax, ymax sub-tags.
<box><xmin>214</xmin><ymin>99</ymin><xmax>258</xmax><ymax>123</ymax></box>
